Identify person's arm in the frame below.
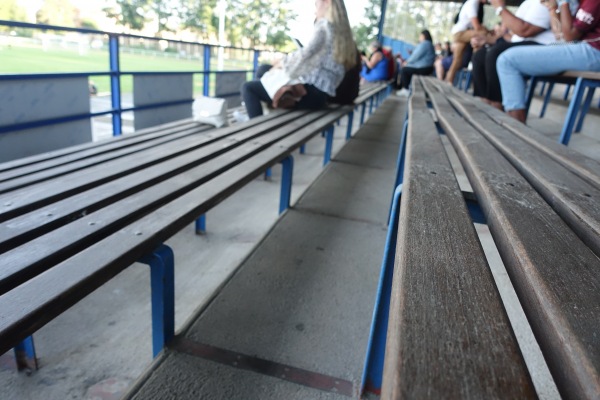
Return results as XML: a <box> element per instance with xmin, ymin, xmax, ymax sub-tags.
<box><xmin>283</xmin><ymin>20</ymin><xmax>328</xmax><ymax>79</ymax></box>
<box><xmin>471</xmin><ymin>16</ymin><xmax>484</xmax><ymax>31</ymax></box>
<box><xmin>490</xmin><ymin>0</ymin><xmax>546</xmax><ymax>37</ymax></box>
<box><xmin>364</xmin><ymin>52</ymin><xmax>384</xmax><ymax>69</ymax></box>
<box><xmin>545</xmin><ymin>0</ymin><xmax>582</xmax><ymax>41</ymax></box>
<box><xmin>406</xmin><ymin>42</ymin><xmax>426</xmax><ymax>65</ymax></box>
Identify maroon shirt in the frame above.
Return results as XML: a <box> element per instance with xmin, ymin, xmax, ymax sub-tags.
<box><xmin>574</xmin><ymin>0</ymin><xmax>600</xmax><ymax>50</ymax></box>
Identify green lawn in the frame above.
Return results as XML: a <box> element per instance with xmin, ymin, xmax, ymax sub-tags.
<box><xmin>0</xmin><ymin>44</ymin><xmax>253</xmax><ymax>94</ymax></box>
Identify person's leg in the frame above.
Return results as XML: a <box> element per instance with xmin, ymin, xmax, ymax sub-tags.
<box><xmin>484</xmin><ymin>41</ymin><xmax>538</xmax><ymax>108</ymax></box>
<box><xmin>498</xmin><ymin>42</ymin><xmax>600</xmax><ymax>121</ymax></box>
<box><xmin>446</xmin><ymin>30</ymin><xmax>481</xmax><ymax>84</ymax></box>
<box><xmin>400</xmin><ymin>66</ymin><xmax>417</xmax><ymax>89</ymax></box>
<box><xmin>471</xmin><ymin>46</ymin><xmax>487</xmax><ymax>98</ymax></box>
<box><xmin>295</xmin><ymin>85</ymin><xmax>328</xmax><ymax>110</ymax></box>
<box><xmin>241</xmin><ymin>80</ymin><xmax>271</xmax><ymax>118</ymax></box>
<box><xmin>435</xmin><ymin>58</ymin><xmax>444</xmax><ymax>80</ymax></box>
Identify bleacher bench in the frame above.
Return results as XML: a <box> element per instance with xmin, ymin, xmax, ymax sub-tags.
<box><xmin>0</xmin><ymin>81</ymin><xmax>390</xmax><ymax>374</ymax></box>
<box><xmin>364</xmin><ymin>76</ymin><xmax>599</xmax><ymax>399</ymax></box>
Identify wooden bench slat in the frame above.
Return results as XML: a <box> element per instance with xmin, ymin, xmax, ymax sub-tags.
<box><xmin>0</xmin><ymin>111</ymin><xmax>310</xmax><ymax>221</ymax></box>
<box><xmin>445</xmin><ymin>81</ymin><xmax>600</xmax><ymax>190</ymax></box>
<box><xmin>0</xmin><ymin>106</ymin><xmax>349</xmax><ymax>356</ymax></box>
<box><xmin>441</xmin><ymin>92</ymin><xmax>600</xmax><ymax>258</ymax></box>
<box><xmin>422</xmin><ymin>76</ymin><xmax>600</xmax><ymax>400</ymax></box>
<box><xmin>0</xmin><ymin>118</ymin><xmax>200</xmax><ymax>174</ymax></box>
<box><xmin>0</xmin><ymin>108</ymin><xmax>338</xmax><ymax>294</ymax></box>
<box><xmin>381</xmin><ymin>79</ymin><xmax>535</xmax><ymax>399</ymax></box>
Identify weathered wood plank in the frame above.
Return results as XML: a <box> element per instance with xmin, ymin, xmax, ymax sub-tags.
<box><xmin>381</xmin><ymin>78</ymin><xmax>535</xmax><ymax>399</ymax></box>
<box><xmin>0</xmin><ymin>111</ymin><xmax>311</xmax><ymax>221</ymax></box>
<box><xmin>444</xmin><ymin>80</ymin><xmax>600</xmax><ymax>190</ymax></box>
<box><xmin>0</xmin><ymin>106</ymin><xmax>349</xmax><ymax>356</ymax></box>
<box><xmin>443</xmin><ymin>92</ymin><xmax>600</xmax><ymax>258</ymax></box>
<box><xmin>422</xmin><ymin>76</ymin><xmax>600</xmax><ymax>400</ymax></box>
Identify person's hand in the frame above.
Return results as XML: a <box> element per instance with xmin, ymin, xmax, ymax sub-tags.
<box><xmin>361</xmin><ymin>55</ymin><xmax>369</xmax><ymax>63</ymax></box>
<box><xmin>471</xmin><ymin>34</ymin><xmax>487</xmax><ymax>48</ymax></box>
<box><xmin>490</xmin><ymin>0</ymin><xmax>505</xmax><ymax>8</ymax></box>
<box><xmin>542</xmin><ymin>0</ymin><xmax>558</xmax><ymax>10</ymax></box>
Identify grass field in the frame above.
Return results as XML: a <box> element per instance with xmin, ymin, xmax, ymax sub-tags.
<box><xmin>0</xmin><ymin>44</ymin><xmax>253</xmax><ymax>94</ymax></box>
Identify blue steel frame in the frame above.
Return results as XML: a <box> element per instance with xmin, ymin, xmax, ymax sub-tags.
<box><xmin>526</xmin><ymin>76</ymin><xmax>600</xmax><ymax>145</ymax></box>
<box><xmin>0</xmin><ymin>19</ymin><xmax>260</xmax><ymax>138</ymax></box>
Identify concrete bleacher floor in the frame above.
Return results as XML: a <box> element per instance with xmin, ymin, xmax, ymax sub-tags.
<box><xmin>0</xmin><ymin>89</ymin><xmax>598</xmax><ymax>400</ymax></box>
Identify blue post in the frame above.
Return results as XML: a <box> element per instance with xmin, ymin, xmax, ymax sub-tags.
<box><xmin>575</xmin><ymin>86</ymin><xmax>596</xmax><ymax>133</ymax></box>
<box><xmin>464</xmin><ymin>71</ymin><xmax>473</xmax><ymax>93</ymax></box>
<box><xmin>346</xmin><ymin>111</ymin><xmax>354</xmax><ymax>140</ymax></box>
<box><xmin>563</xmin><ymin>84</ymin><xmax>571</xmax><ymax>100</ymax></box>
<box><xmin>360</xmin><ymin>103</ymin><xmax>367</xmax><ymax>126</ymax></box>
<box><xmin>300</xmin><ymin>144</ymin><xmax>306</xmax><ymax>154</ymax></box>
<box><xmin>539</xmin><ymin>82</ymin><xmax>555</xmax><ymax>118</ymax></box>
<box><xmin>203</xmin><ymin>45</ymin><xmax>211</xmax><ymax>97</ymax></box>
<box><xmin>195</xmin><ymin>214</ymin><xmax>206</xmax><ymax>235</ymax></box>
<box><xmin>369</xmin><ymin>96</ymin><xmax>375</xmax><ymax>115</ymax></box>
<box><xmin>539</xmin><ymin>81</ymin><xmax>547</xmax><ymax>96</ymax></box>
<box><xmin>108</xmin><ymin>35</ymin><xmax>122</xmax><ymax>137</ymax></box>
<box><xmin>13</xmin><ymin>336</ymin><xmax>38</xmax><ymax>373</ymax></box>
<box><xmin>139</xmin><ymin>244</ymin><xmax>175</xmax><ymax>358</ymax></box>
<box><xmin>252</xmin><ymin>50</ymin><xmax>260</xmax><ymax>79</ymax></box>
<box><xmin>559</xmin><ymin>77</ymin><xmax>585</xmax><ymax>145</ymax></box>
<box><xmin>323</xmin><ymin>126</ymin><xmax>335</xmax><ymax>166</ymax></box>
<box><xmin>361</xmin><ymin>184</ymin><xmax>402</xmax><ymax>396</ymax></box>
<box><xmin>264</xmin><ymin>167</ymin><xmax>272</xmax><ymax>180</ymax></box>
<box><xmin>279</xmin><ymin>156</ymin><xmax>294</xmax><ymax>214</ymax></box>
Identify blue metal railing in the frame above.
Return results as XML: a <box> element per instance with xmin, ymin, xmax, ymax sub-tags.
<box><xmin>0</xmin><ymin>20</ymin><xmax>262</xmax><ymax>137</ymax></box>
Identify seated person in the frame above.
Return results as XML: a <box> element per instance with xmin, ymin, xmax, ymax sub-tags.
<box><xmin>497</xmin><ymin>0</ymin><xmax>600</xmax><ymax>123</ymax></box>
<box><xmin>360</xmin><ymin>41</ymin><xmax>390</xmax><ymax>82</ymax></box>
<box><xmin>472</xmin><ymin>0</ymin><xmax>555</xmax><ymax>110</ymax></box>
<box><xmin>396</xmin><ymin>30</ymin><xmax>436</xmax><ymax>96</ymax></box>
<box><xmin>434</xmin><ymin>42</ymin><xmax>473</xmax><ymax>80</ymax></box>
<box><xmin>446</xmin><ymin>0</ymin><xmax>489</xmax><ymax>83</ymax></box>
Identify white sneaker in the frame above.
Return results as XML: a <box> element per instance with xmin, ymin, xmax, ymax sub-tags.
<box><xmin>396</xmin><ymin>88</ymin><xmax>410</xmax><ymax>97</ymax></box>
<box><xmin>233</xmin><ymin>109</ymin><xmax>249</xmax><ymax>123</ymax></box>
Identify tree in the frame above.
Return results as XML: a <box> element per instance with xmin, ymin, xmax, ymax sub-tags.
<box><xmin>0</xmin><ymin>0</ymin><xmax>28</xmax><ymax>22</ymax></box>
<box><xmin>353</xmin><ymin>0</ymin><xmax>380</xmax><ymax>51</ymax></box>
<box><xmin>36</xmin><ymin>0</ymin><xmax>77</xmax><ymax>27</ymax></box>
<box><xmin>103</xmin><ymin>0</ymin><xmax>150</xmax><ymax>32</ymax></box>
<box><xmin>178</xmin><ymin>0</ymin><xmax>219</xmax><ymax>40</ymax></box>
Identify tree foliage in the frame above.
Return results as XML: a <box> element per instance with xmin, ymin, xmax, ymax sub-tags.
<box><xmin>36</xmin><ymin>0</ymin><xmax>77</xmax><ymax>27</ymax></box>
<box><xmin>0</xmin><ymin>0</ymin><xmax>27</xmax><ymax>22</ymax></box>
<box><xmin>353</xmin><ymin>0</ymin><xmax>380</xmax><ymax>51</ymax></box>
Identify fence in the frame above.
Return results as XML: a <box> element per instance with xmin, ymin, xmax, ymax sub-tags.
<box><xmin>0</xmin><ymin>20</ymin><xmax>268</xmax><ymax>139</ymax></box>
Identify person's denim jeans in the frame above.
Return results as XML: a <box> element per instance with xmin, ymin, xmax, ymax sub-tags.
<box><xmin>497</xmin><ymin>42</ymin><xmax>600</xmax><ymax>111</ymax></box>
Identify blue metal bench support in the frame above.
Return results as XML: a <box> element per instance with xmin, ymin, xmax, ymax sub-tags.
<box><xmin>361</xmin><ymin>184</ymin><xmax>402</xmax><ymax>396</ymax></box>
<box><xmin>13</xmin><ymin>336</ymin><xmax>38</xmax><ymax>374</ymax></box>
<box><xmin>279</xmin><ymin>156</ymin><xmax>294</xmax><ymax>214</ymax></box>
<box><xmin>575</xmin><ymin>86</ymin><xmax>596</xmax><ymax>133</ymax></box>
<box><xmin>539</xmin><ymin>81</ymin><xmax>547</xmax><ymax>96</ymax></box>
<box><xmin>559</xmin><ymin>77</ymin><xmax>586</xmax><ymax>145</ymax></box>
<box><xmin>388</xmin><ymin>116</ymin><xmax>408</xmax><ymax>224</ymax></box>
<box><xmin>346</xmin><ymin>111</ymin><xmax>354</xmax><ymax>140</ymax></box>
<box><xmin>299</xmin><ymin>144</ymin><xmax>306</xmax><ymax>154</ymax></box>
<box><xmin>264</xmin><ymin>168</ymin><xmax>272</xmax><ymax>180</ymax></box>
<box><xmin>139</xmin><ymin>244</ymin><xmax>175</xmax><ymax>358</ymax></box>
<box><xmin>564</xmin><ymin>84</ymin><xmax>571</xmax><ymax>100</ymax></box>
<box><xmin>336</xmin><ymin>118</ymin><xmax>341</xmax><ymax>127</ymax></box>
<box><xmin>195</xmin><ymin>214</ymin><xmax>206</xmax><ymax>235</ymax></box>
<box><xmin>524</xmin><ymin>77</ymin><xmax>538</xmax><ymax>120</ymax></box>
<box><xmin>360</xmin><ymin>102</ymin><xmax>368</xmax><ymax>126</ymax></box>
<box><xmin>369</xmin><ymin>96</ymin><xmax>375</xmax><ymax>115</ymax></box>
<box><xmin>323</xmin><ymin>126</ymin><xmax>335</xmax><ymax>166</ymax></box>
<box><xmin>464</xmin><ymin>71</ymin><xmax>473</xmax><ymax>93</ymax></box>
<box><xmin>539</xmin><ymin>81</ymin><xmax>555</xmax><ymax>118</ymax></box>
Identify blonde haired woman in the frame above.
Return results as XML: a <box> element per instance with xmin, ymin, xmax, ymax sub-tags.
<box><xmin>242</xmin><ymin>0</ymin><xmax>357</xmax><ymax>118</ymax></box>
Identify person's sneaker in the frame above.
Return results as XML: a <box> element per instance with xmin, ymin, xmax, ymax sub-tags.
<box><xmin>396</xmin><ymin>88</ymin><xmax>410</xmax><ymax>97</ymax></box>
<box><xmin>233</xmin><ymin>109</ymin><xmax>249</xmax><ymax>123</ymax></box>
